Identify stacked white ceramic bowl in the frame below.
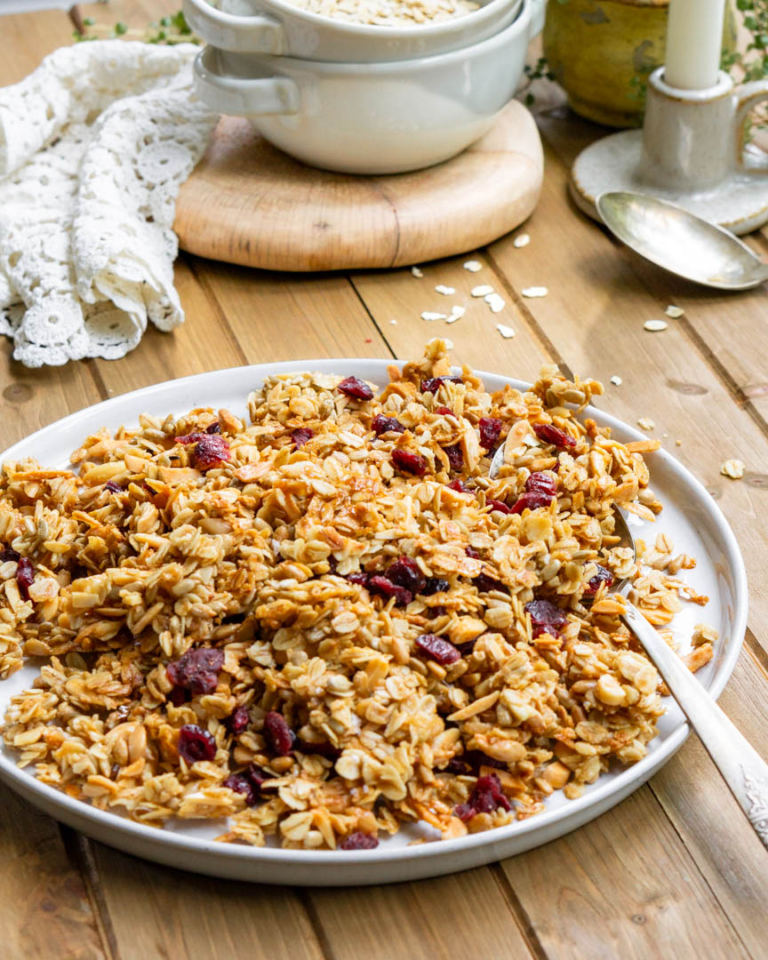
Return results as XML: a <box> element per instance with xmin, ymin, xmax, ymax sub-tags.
<box><xmin>186</xmin><ymin>0</ymin><xmax>545</xmax><ymax>173</ymax></box>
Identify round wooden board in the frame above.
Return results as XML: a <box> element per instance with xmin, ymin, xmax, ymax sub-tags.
<box><xmin>174</xmin><ymin>101</ymin><xmax>543</xmax><ymax>272</ymax></box>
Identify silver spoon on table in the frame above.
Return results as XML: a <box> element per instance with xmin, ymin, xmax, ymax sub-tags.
<box><xmin>596</xmin><ymin>192</ymin><xmax>768</xmax><ymax>291</ymax></box>
<box><xmin>490</xmin><ymin>445</ymin><xmax>768</xmax><ymax>848</ymax></box>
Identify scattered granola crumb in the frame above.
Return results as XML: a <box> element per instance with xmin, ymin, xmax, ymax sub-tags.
<box><xmin>522</xmin><ymin>286</ymin><xmax>548</xmax><ymax>298</ymax></box>
<box><xmin>637</xmin><ymin>417</ymin><xmax>656</xmax><ymax>431</ymax></box>
<box><xmin>496</xmin><ymin>323</ymin><xmax>515</xmax><ymax>339</ymax></box>
<box><xmin>692</xmin><ymin>623</ymin><xmax>719</xmax><ymax>647</ymax></box>
<box><xmin>644</xmin><ymin>319</ymin><xmax>668</xmax><ymax>332</ymax></box>
<box><xmin>720</xmin><ymin>458</ymin><xmax>745</xmax><ymax>479</ymax></box>
<box><xmin>485</xmin><ymin>293</ymin><xmax>505</xmax><ymax>313</ymax></box>
<box><xmin>513</xmin><ymin>234</ymin><xmax>530</xmax><ymax>248</ymax></box>
<box><xmin>463</xmin><ymin>260</ymin><xmax>482</xmax><ymax>272</ymax></box>
<box><xmin>446</xmin><ymin>306</ymin><xmax>466</xmax><ymax>324</ymax></box>
<box><xmin>435</xmin><ymin>284</ymin><xmax>456</xmax><ymax>296</ymax></box>
<box><xmin>421</xmin><ymin>312</ymin><xmax>447</xmax><ymax>322</ymax></box>
<box><xmin>471</xmin><ymin>284</ymin><xmax>494</xmax><ymax>297</ymax></box>
<box><xmin>411</xmin><ymin>266</ymin><xmax>424</xmax><ymax>278</ymax></box>
<box><xmin>610</xmin><ymin>375</ymin><xmax>623</xmax><ymax>386</ymax></box>
<box><xmin>390</xmin><ymin>320</ymin><xmax>397</xmax><ymax>325</ymax></box>
<box><xmin>665</xmin><ymin>305</ymin><xmax>684</xmax><ymax>319</ymax></box>
<box><xmin>675</xmin><ymin>439</ymin><xmax>682</xmax><ymax>446</ymax></box>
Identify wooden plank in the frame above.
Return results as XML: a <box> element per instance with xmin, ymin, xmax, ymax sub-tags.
<box><xmin>500</xmin><ymin>787</ymin><xmax>751</xmax><ymax>960</ymax></box>
<box><xmin>88</xmin><ymin>843</ymin><xmax>325</xmax><ymax>960</ymax></box>
<box><xmin>0</xmin><ymin>10</ymin><xmax>74</xmax><ymax>85</ymax></box>
<box><xmin>532</xmin><ymin>98</ymin><xmax>768</xmax><ymax>430</ymax></box>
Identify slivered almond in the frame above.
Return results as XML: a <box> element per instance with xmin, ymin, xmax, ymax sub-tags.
<box><xmin>158</xmin><ymin>467</ymin><xmax>202</xmax><ymax>484</ymax></box>
<box><xmin>625</xmin><ymin>439</ymin><xmax>662</xmax><ymax>453</ymax></box>
<box><xmin>447</xmin><ymin>690</ymin><xmax>500</xmax><ymax>721</ymax></box>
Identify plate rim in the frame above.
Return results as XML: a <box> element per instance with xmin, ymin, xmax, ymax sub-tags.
<box><xmin>0</xmin><ymin>358</ymin><xmax>749</xmax><ymax>869</ymax></box>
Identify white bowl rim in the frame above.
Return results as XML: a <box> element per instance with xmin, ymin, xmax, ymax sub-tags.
<box><xmin>212</xmin><ymin>0</ymin><xmax>529</xmax><ymax>72</ymax></box>
<box><xmin>0</xmin><ymin>357</ymin><xmax>748</xmax><ymax>870</ymax></box>
<box><xmin>213</xmin><ymin>0</ymin><xmax>521</xmax><ymax>40</ymax></box>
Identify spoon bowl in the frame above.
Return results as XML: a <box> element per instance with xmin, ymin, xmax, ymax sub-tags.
<box><xmin>596</xmin><ymin>191</ymin><xmax>768</xmax><ymax>291</ymax></box>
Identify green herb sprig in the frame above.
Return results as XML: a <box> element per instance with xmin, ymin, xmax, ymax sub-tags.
<box><xmin>74</xmin><ymin>9</ymin><xmax>197</xmax><ymax>44</ymax></box>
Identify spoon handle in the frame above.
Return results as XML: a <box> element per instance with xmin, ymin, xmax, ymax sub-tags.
<box><xmin>622</xmin><ymin>601</ymin><xmax>768</xmax><ymax>849</ymax></box>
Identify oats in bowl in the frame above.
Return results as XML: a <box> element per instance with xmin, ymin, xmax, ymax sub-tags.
<box><xmin>0</xmin><ymin>340</ymin><xmax>711</xmax><ymax>850</ymax></box>
<box><xmin>283</xmin><ymin>0</ymin><xmax>478</xmax><ymax>26</ymax></box>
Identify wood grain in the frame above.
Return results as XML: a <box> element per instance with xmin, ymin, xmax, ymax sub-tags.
<box><xmin>174</xmin><ymin>107</ymin><xmax>542</xmax><ymax>272</ymax></box>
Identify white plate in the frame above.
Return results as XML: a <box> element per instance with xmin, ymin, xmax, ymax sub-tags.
<box><xmin>0</xmin><ymin>360</ymin><xmax>748</xmax><ymax>886</ymax></box>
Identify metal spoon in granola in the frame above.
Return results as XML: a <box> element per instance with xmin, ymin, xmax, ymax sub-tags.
<box><xmin>490</xmin><ymin>443</ymin><xmax>768</xmax><ymax>848</ymax></box>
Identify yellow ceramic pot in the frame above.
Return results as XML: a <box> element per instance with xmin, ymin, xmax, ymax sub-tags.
<box><xmin>543</xmin><ymin>0</ymin><xmax>737</xmax><ymax>128</ymax></box>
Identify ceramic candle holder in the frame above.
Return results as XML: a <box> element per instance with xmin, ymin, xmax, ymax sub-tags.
<box><xmin>570</xmin><ymin>67</ymin><xmax>768</xmax><ymax>235</ymax></box>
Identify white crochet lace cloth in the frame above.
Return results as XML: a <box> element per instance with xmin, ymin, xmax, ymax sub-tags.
<box><xmin>0</xmin><ymin>41</ymin><xmax>217</xmax><ymax>367</ymax></box>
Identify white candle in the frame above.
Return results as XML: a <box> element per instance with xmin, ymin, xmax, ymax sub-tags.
<box><xmin>665</xmin><ymin>0</ymin><xmax>726</xmax><ymax>90</ymax></box>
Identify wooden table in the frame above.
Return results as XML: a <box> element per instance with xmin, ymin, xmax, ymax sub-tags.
<box><xmin>2</xmin><ymin>3</ymin><xmax>768</xmax><ymax>958</ymax></box>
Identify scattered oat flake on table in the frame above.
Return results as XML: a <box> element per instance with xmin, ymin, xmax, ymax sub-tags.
<box><xmin>513</xmin><ymin>233</ymin><xmax>530</xmax><ymax>248</ymax></box>
<box><xmin>411</xmin><ymin>266</ymin><xmax>424</xmax><ymax>278</ymax></box>
<box><xmin>522</xmin><ymin>286</ymin><xmax>548</xmax><ymax>298</ymax></box>
<box><xmin>463</xmin><ymin>260</ymin><xmax>482</xmax><ymax>272</ymax></box>
<box><xmin>471</xmin><ymin>284</ymin><xmax>494</xmax><ymax>297</ymax></box>
<box><xmin>637</xmin><ymin>417</ymin><xmax>655</xmax><ymax>431</ymax></box>
<box><xmin>610</xmin><ymin>375</ymin><xmax>623</xmax><ymax>386</ymax></box>
<box><xmin>496</xmin><ymin>323</ymin><xmax>515</xmax><ymax>339</ymax></box>
<box><xmin>421</xmin><ymin>311</ymin><xmax>447</xmax><ymax>321</ymax></box>
<box><xmin>721</xmin><ymin>458</ymin><xmax>745</xmax><ymax>479</ymax></box>
<box><xmin>485</xmin><ymin>293</ymin><xmax>505</xmax><ymax>313</ymax></box>
<box><xmin>446</xmin><ymin>305</ymin><xmax>466</xmax><ymax>323</ymax></box>
<box><xmin>435</xmin><ymin>284</ymin><xmax>456</xmax><ymax>296</ymax></box>
<box><xmin>390</xmin><ymin>320</ymin><xmax>397</xmax><ymax>325</ymax></box>
<box><xmin>665</xmin><ymin>305</ymin><xmax>684</xmax><ymax>318</ymax></box>
<box><xmin>644</xmin><ymin>319</ymin><xmax>668</xmax><ymax>332</ymax></box>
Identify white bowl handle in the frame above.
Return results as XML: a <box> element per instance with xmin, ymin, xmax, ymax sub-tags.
<box><xmin>528</xmin><ymin>0</ymin><xmax>546</xmax><ymax>38</ymax></box>
<box><xmin>193</xmin><ymin>47</ymin><xmax>301</xmax><ymax>116</ymax></box>
<box><xmin>183</xmin><ymin>0</ymin><xmax>286</xmax><ymax>54</ymax></box>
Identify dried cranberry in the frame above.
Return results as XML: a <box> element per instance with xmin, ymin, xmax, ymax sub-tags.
<box><xmin>368</xmin><ymin>575</ymin><xmax>413</xmax><ymax>607</ymax></box>
<box><xmin>386</xmin><ymin>556</ymin><xmax>426</xmax><ymax>596</ymax></box>
<box><xmin>263</xmin><ymin>711</ymin><xmax>296</xmax><ymax>756</ymax></box>
<box><xmin>16</xmin><ymin>557</ymin><xmax>34</xmax><ymax>601</ymax></box>
<box><xmin>291</xmin><ymin>427</ymin><xmax>314</xmax><ymax>448</ymax></box>
<box><xmin>445</xmin><ymin>757</ymin><xmax>474</xmax><ymax>775</ymax></box>
<box><xmin>421</xmin><ymin>577</ymin><xmax>450</xmax><ymax>596</ymax></box>
<box><xmin>175</xmin><ymin>432</ymin><xmax>206</xmax><ymax>445</ymax></box>
<box><xmin>474</xmin><ymin>573</ymin><xmax>508</xmax><ymax>594</ymax></box>
<box><xmin>446</xmin><ymin>478</ymin><xmax>468</xmax><ymax>493</ymax></box>
<box><xmin>455</xmin><ymin>639</ymin><xmax>479</xmax><ymax>658</ymax></box>
<box><xmin>226</xmin><ymin>705</ymin><xmax>250</xmax><ymax>735</ymax></box>
<box><xmin>465</xmin><ymin>546</ymin><xmax>480</xmax><ymax>559</ymax></box>
<box><xmin>340</xmin><ymin>831</ymin><xmax>379</xmax><ymax>850</ymax></box>
<box><xmin>435</xmin><ymin>406</ymin><xmax>453</xmax><ymax>416</ymax></box>
<box><xmin>346</xmin><ymin>572</ymin><xmax>371</xmax><ymax>587</ymax></box>
<box><xmin>533</xmin><ymin>423</ymin><xmax>576</xmax><ymax>448</ymax></box>
<box><xmin>421</xmin><ymin>376</ymin><xmax>462</xmax><ymax>394</ymax></box>
<box><xmin>415</xmin><ymin>634</ymin><xmax>461</xmax><ymax>666</ymax></box>
<box><xmin>105</xmin><ymin>480</ymin><xmax>123</xmax><ymax>493</ymax></box>
<box><xmin>487</xmin><ymin>498</ymin><xmax>511</xmax><ymax>515</ymax></box>
<box><xmin>586</xmin><ymin>564</ymin><xmax>614</xmax><ymax>594</ymax></box>
<box><xmin>178</xmin><ymin>724</ymin><xmax>217</xmax><ymax>764</ymax></box>
<box><xmin>0</xmin><ymin>547</ymin><xmax>20</xmax><ymax>563</ymax></box>
<box><xmin>463</xmin><ymin>750</ymin><xmax>507</xmax><ymax>771</ymax></box>
<box><xmin>443</xmin><ymin>444</ymin><xmax>464</xmax><ymax>472</ymax></box>
<box><xmin>167</xmin><ymin>648</ymin><xmax>224</xmax><ymax>696</ymax></box>
<box><xmin>372</xmin><ymin>413</ymin><xmax>406</xmax><ymax>436</ymax></box>
<box><xmin>296</xmin><ymin>738</ymin><xmax>341</xmax><ymax>760</ymax></box>
<box><xmin>525</xmin><ymin>599</ymin><xmax>568</xmax><ymax>638</ymax></box>
<box><xmin>526</xmin><ymin>471</ymin><xmax>558</xmax><ymax>496</ymax></box>
<box><xmin>223</xmin><ymin>773</ymin><xmax>258</xmax><ymax>806</ymax></box>
<box><xmin>206</xmin><ymin>421</ymin><xmax>221</xmax><ymax>435</ymax></box>
<box><xmin>168</xmin><ymin>687</ymin><xmax>188</xmax><ymax>707</ymax></box>
<box><xmin>327</xmin><ymin>556</ymin><xmax>339</xmax><ymax>574</ymax></box>
<box><xmin>193</xmin><ymin>435</ymin><xmax>231</xmax><ymax>471</ymax></box>
<box><xmin>338</xmin><ymin>376</ymin><xmax>374</xmax><ymax>401</ymax></box>
<box><xmin>455</xmin><ymin>773</ymin><xmax>511</xmax><ymax>822</ymax></box>
<box><xmin>510</xmin><ymin>491</ymin><xmax>554</xmax><ymax>514</ymax></box>
<box><xmin>478</xmin><ymin>417</ymin><xmax>502</xmax><ymax>449</ymax></box>
<box><xmin>392</xmin><ymin>449</ymin><xmax>427</xmax><ymax>476</ymax></box>
<box><xmin>247</xmin><ymin>764</ymin><xmax>270</xmax><ymax>790</ymax></box>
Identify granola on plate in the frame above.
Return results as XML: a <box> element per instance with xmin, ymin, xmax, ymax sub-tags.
<box><xmin>0</xmin><ymin>341</ymin><xmax>713</xmax><ymax>850</ymax></box>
